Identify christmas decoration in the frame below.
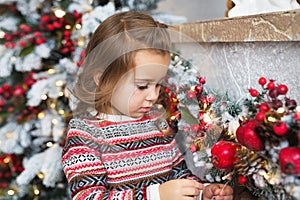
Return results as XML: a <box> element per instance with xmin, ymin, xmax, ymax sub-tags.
<box><xmin>164</xmin><ymin>65</ymin><xmax>300</xmax><ymax>199</ymax></box>
<box><xmin>0</xmin><ymin>0</ymin><xmax>185</xmax><ymax>199</ymax></box>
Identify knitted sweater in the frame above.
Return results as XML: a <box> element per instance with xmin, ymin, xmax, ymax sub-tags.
<box><xmin>62</xmin><ymin>113</ymin><xmax>199</xmax><ymax>200</ymax></box>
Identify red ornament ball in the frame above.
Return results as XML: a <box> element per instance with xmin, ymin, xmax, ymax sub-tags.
<box><xmin>211</xmin><ymin>140</ymin><xmax>239</xmax><ymax>170</ymax></box>
<box><xmin>236</xmin><ymin>119</ymin><xmax>264</xmax><ymax>151</ymax></box>
<box><xmin>279</xmin><ymin>147</ymin><xmax>300</xmax><ymax>175</ymax></box>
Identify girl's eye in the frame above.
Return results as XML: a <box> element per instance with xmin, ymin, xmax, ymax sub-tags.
<box><xmin>137</xmin><ymin>84</ymin><xmax>148</xmax><ymax>90</ymax></box>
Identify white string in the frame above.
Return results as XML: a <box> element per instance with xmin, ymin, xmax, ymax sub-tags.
<box><xmin>211</xmin><ymin>181</ymin><xmax>229</xmax><ymax>200</ymax></box>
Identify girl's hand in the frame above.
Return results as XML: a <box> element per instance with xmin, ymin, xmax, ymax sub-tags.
<box><xmin>202</xmin><ymin>183</ymin><xmax>233</xmax><ymax>200</ymax></box>
<box><xmin>159</xmin><ymin>179</ymin><xmax>204</xmax><ymax>200</ymax></box>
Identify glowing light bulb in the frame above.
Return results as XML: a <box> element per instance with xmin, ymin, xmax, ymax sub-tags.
<box><xmin>65</xmin><ymin>25</ymin><xmax>72</xmax><ymax>30</ymax></box>
<box><xmin>52</xmin><ymin>118</ymin><xmax>58</xmax><ymax>124</ymax></box>
<box><xmin>3</xmin><ymin>157</ymin><xmax>11</xmax><ymax>164</ymax></box>
<box><xmin>47</xmin><ymin>69</ymin><xmax>56</xmax><ymax>74</ymax></box>
<box><xmin>59</xmin><ymin>91</ymin><xmax>64</xmax><ymax>96</ymax></box>
<box><xmin>41</xmin><ymin>94</ymin><xmax>48</xmax><ymax>100</ymax></box>
<box><xmin>7</xmin><ymin>189</ymin><xmax>15</xmax><ymax>196</ymax></box>
<box><xmin>58</xmin><ymin>109</ymin><xmax>65</xmax><ymax>115</ymax></box>
<box><xmin>55</xmin><ymin>80</ymin><xmax>64</xmax><ymax>87</ymax></box>
<box><xmin>38</xmin><ymin>112</ymin><xmax>45</xmax><ymax>119</ymax></box>
<box><xmin>75</xmin><ymin>23</ymin><xmax>82</xmax><ymax>29</ymax></box>
<box><xmin>277</xmin><ymin>107</ymin><xmax>285</xmax><ymax>114</ymax></box>
<box><xmin>33</xmin><ymin>188</ymin><xmax>40</xmax><ymax>196</ymax></box>
<box><xmin>267</xmin><ymin>116</ymin><xmax>276</xmax><ymax>122</ymax></box>
<box><xmin>46</xmin><ymin>142</ymin><xmax>54</xmax><ymax>147</ymax></box>
<box><xmin>37</xmin><ymin>173</ymin><xmax>44</xmax><ymax>179</ymax></box>
<box><xmin>53</xmin><ymin>8</ymin><xmax>66</xmax><ymax>18</ymax></box>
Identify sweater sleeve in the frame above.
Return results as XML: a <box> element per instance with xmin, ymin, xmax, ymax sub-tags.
<box><xmin>61</xmin><ymin>120</ymin><xmax>152</xmax><ymax>200</ymax></box>
<box><xmin>170</xmin><ymin>137</ymin><xmax>200</xmax><ymax>181</ymax></box>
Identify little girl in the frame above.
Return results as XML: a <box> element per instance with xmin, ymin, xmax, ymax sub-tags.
<box><xmin>62</xmin><ymin>10</ymin><xmax>233</xmax><ymax>200</ymax></box>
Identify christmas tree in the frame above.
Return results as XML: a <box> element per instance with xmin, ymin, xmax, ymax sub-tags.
<box><xmin>0</xmin><ymin>0</ymin><xmax>187</xmax><ymax>199</ymax></box>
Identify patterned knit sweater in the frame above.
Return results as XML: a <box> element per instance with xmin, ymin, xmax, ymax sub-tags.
<box><xmin>62</xmin><ymin>113</ymin><xmax>199</xmax><ymax>200</ymax></box>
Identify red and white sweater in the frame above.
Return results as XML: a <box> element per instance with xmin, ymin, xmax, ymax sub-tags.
<box><xmin>62</xmin><ymin>113</ymin><xmax>199</xmax><ymax>200</ymax></box>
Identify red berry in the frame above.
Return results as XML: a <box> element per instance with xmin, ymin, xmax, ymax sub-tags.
<box><xmin>269</xmin><ymin>88</ymin><xmax>279</xmax><ymax>98</ymax></box>
<box><xmin>267</xmin><ymin>81</ymin><xmax>275</xmax><ymax>90</ymax></box>
<box><xmin>195</xmin><ymin>84</ymin><xmax>203</xmax><ymax>93</ymax></box>
<box><xmin>273</xmin><ymin>122</ymin><xmax>288</xmax><ymax>136</ymax></box>
<box><xmin>41</xmin><ymin>15</ymin><xmax>50</xmax><ymax>23</ymax></box>
<box><xmin>277</xmin><ymin>84</ymin><xmax>288</xmax><ymax>95</ymax></box>
<box><xmin>2</xmin><ymin>84</ymin><xmax>10</xmax><ymax>91</ymax></box>
<box><xmin>205</xmin><ymin>94</ymin><xmax>214</xmax><ymax>103</ymax></box>
<box><xmin>33</xmin><ymin>31</ymin><xmax>42</xmax><ymax>37</ymax></box>
<box><xmin>190</xmin><ymin>144</ymin><xmax>198</xmax><ymax>152</ymax></box>
<box><xmin>191</xmin><ymin>124</ymin><xmax>199</xmax><ymax>132</ymax></box>
<box><xmin>211</xmin><ymin>140</ymin><xmax>239</xmax><ymax>170</ymax></box>
<box><xmin>187</xmin><ymin>91</ymin><xmax>196</xmax><ymax>99</ymax></box>
<box><xmin>259</xmin><ymin>103</ymin><xmax>269</xmax><ymax>113</ymax></box>
<box><xmin>238</xmin><ymin>176</ymin><xmax>248</xmax><ymax>185</ymax></box>
<box><xmin>255</xmin><ymin>112</ymin><xmax>265</xmax><ymax>121</ymax></box>
<box><xmin>249</xmin><ymin>88</ymin><xmax>259</xmax><ymax>97</ymax></box>
<box><xmin>198</xmin><ymin>77</ymin><xmax>206</xmax><ymax>84</ymax></box>
<box><xmin>258</xmin><ymin>77</ymin><xmax>267</xmax><ymax>85</ymax></box>
<box><xmin>285</xmin><ymin>99</ymin><xmax>297</xmax><ymax>110</ymax></box>
<box><xmin>279</xmin><ymin>147</ymin><xmax>300</xmax><ymax>175</ymax></box>
<box><xmin>4</xmin><ymin>33</ymin><xmax>13</xmax><ymax>41</ymax></box>
<box><xmin>18</xmin><ymin>40</ymin><xmax>27</xmax><ymax>47</ymax></box>
<box><xmin>12</xmin><ymin>86</ymin><xmax>26</xmax><ymax>96</ymax></box>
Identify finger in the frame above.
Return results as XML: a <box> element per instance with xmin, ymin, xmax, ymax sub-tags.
<box><xmin>220</xmin><ymin>185</ymin><xmax>233</xmax><ymax>196</ymax></box>
<box><xmin>180</xmin><ymin>179</ymin><xmax>204</xmax><ymax>190</ymax></box>
<box><xmin>208</xmin><ymin>184</ymin><xmax>222</xmax><ymax>196</ymax></box>
<box><xmin>181</xmin><ymin>187</ymin><xmax>201</xmax><ymax>197</ymax></box>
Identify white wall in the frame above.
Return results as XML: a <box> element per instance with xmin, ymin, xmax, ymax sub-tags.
<box><xmin>156</xmin><ymin>0</ymin><xmax>228</xmax><ymax>22</ymax></box>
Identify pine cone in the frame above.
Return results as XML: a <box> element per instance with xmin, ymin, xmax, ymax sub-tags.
<box><xmin>234</xmin><ymin>146</ymin><xmax>268</xmax><ymax>176</ymax></box>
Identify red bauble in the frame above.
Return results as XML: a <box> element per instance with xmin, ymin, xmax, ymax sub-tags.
<box><xmin>273</xmin><ymin>122</ymin><xmax>288</xmax><ymax>136</ymax></box>
<box><xmin>211</xmin><ymin>140</ymin><xmax>239</xmax><ymax>170</ymax></box>
<box><xmin>279</xmin><ymin>147</ymin><xmax>300</xmax><ymax>175</ymax></box>
<box><xmin>277</xmin><ymin>84</ymin><xmax>288</xmax><ymax>95</ymax></box>
<box><xmin>236</xmin><ymin>120</ymin><xmax>264</xmax><ymax>151</ymax></box>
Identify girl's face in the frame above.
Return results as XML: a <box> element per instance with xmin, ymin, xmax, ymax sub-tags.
<box><xmin>111</xmin><ymin>50</ymin><xmax>170</xmax><ymax>118</ymax></box>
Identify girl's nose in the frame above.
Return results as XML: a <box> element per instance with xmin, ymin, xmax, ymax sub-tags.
<box><xmin>146</xmin><ymin>85</ymin><xmax>160</xmax><ymax>102</ymax></box>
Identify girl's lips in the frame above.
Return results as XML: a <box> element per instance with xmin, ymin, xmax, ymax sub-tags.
<box><xmin>140</xmin><ymin>107</ymin><xmax>151</xmax><ymax>112</ymax></box>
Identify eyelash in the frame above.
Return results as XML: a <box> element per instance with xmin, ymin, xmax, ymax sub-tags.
<box><xmin>136</xmin><ymin>83</ymin><xmax>161</xmax><ymax>90</ymax></box>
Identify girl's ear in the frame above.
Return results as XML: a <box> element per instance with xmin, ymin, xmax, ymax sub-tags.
<box><xmin>93</xmin><ymin>72</ymin><xmax>101</xmax><ymax>86</ymax></box>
